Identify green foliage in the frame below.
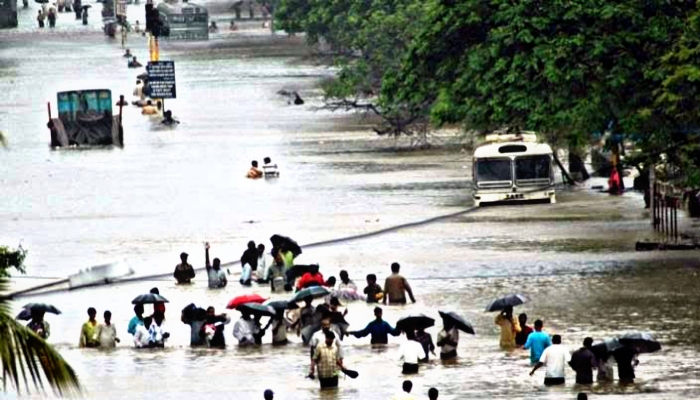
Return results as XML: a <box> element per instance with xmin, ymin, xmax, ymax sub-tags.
<box><xmin>275</xmin><ymin>0</ymin><xmax>700</xmax><ymax>183</ymax></box>
<box><xmin>0</xmin><ymin>248</ymin><xmax>81</xmax><ymax>396</ymax></box>
<box><xmin>0</xmin><ymin>246</ymin><xmax>27</xmax><ymax>277</ymax></box>
<box><xmin>392</xmin><ymin>1</ymin><xmax>693</xmax><ymax>138</ymax></box>
<box><xmin>276</xmin><ymin>0</ymin><xmax>432</xmax><ymax>141</ymax></box>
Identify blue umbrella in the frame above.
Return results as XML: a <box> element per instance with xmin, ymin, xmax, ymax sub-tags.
<box><xmin>591</xmin><ymin>338</ymin><xmax>622</xmax><ymax>360</ymax></box>
<box><xmin>237</xmin><ymin>303</ymin><xmax>276</xmax><ymax>317</ymax></box>
<box><xmin>290</xmin><ymin>286</ymin><xmax>330</xmax><ymax>303</ymax></box>
<box><xmin>265</xmin><ymin>300</ymin><xmax>298</xmax><ymax>310</ymax></box>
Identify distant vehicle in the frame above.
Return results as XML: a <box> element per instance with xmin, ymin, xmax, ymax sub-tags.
<box><xmin>0</xmin><ymin>0</ymin><xmax>18</xmax><ymax>29</ymax></box>
<box><xmin>157</xmin><ymin>1</ymin><xmax>208</xmax><ymax>41</ymax></box>
<box><xmin>47</xmin><ymin>89</ymin><xmax>124</xmax><ymax>148</ymax></box>
<box><xmin>472</xmin><ymin>133</ymin><xmax>556</xmax><ymax>206</ymax></box>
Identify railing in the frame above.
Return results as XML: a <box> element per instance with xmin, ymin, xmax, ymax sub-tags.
<box><xmin>515</xmin><ymin>178</ymin><xmax>551</xmax><ymax>187</ymax></box>
<box><xmin>652</xmin><ymin>181</ymin><xmax>681</xmax><ymax>243</ymax></box>
<box><xmin>476</xmin><ymin>180</ymin><xmax>513</xmax><ymax>189</ymax></box>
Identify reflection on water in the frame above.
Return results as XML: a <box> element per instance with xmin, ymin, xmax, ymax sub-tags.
<box><xmin>2</xmin><ymin>8</ymin><xmax>700</xmax><ymax>399</ymax></box>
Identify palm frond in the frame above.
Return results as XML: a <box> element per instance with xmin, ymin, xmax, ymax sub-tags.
<box><xmin>0</xmin><ymin>275</ymin><xmax>80</xmax><ymax>396</ymax></box>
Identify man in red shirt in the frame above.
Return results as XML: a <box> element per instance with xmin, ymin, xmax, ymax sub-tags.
<box><xmin>296</xmin><ymin>265</ymin><xmax>325</xmax><ymax>290</ymax></box>
<box><xmin>515</xmin><ymin>313</ymin><xmax>533</xmax><ymax>347</ymax></box>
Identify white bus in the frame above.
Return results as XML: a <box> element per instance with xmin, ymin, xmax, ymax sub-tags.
<box><xmin>472</xmin><ymin>134</ymin><xmax>556</xmax><ymax>206</ymax></box>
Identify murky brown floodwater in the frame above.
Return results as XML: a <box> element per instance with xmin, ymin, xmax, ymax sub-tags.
<box><xmin>2</xmin><ymin>4</ymin><xmax>700</xmax><ymax>399</ymax></box>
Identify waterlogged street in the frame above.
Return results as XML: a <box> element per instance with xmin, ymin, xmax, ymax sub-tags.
<box><xmin>2</xmin><ymin>3</ymin><xmax>700</xmax><ymax>399</ymax></box>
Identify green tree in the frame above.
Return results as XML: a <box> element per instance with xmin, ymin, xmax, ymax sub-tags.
<box><xmin>645</xmin><ymin>3</ymin><xmax>700</xmax><ymax>186</ymax></box>
<box><xmin>389</xmin><ymin>0</ymin><xmax>694</xmax><ymax>142</ymax></box>
<box><xmin>276</xmin><ymin>0</ymin><xmax>433</xmax><ymax>144</ymax></box>
<box><xmin>0</xmin><ymin>245</ymin><xmax>80</xmax><ymax>396</ymax></box>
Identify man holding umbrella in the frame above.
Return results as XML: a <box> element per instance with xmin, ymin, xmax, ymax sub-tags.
<box><xmin>310</xmin><ymin>331</ymin><xmax>344</xmax><ymax>389</ymax></box>
<box><xmin>437</xmin><ymin>322</ymin><xmax>459</xmax><ymax>360</ymax></box>
<box><xmin>495</xmin><ymin>305</ymin><xmax>521</xmax><ymax>350</ymax></box>
<box><xmin>18</xmin><ymin>304</ymin><xmax>60</xmax><ymax>340</ymax></box>
<box><xmin>437</xmin><ymin>311</ymin><xmax>474</xmax><ymax>360</ymax></box>
<box><xmin>26</xmin><ymin>309</ymin><xmax>50</xmax><ymax>339</ymax></box>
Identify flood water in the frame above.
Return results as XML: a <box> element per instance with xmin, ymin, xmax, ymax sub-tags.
<box><xmin>2</xmin><ymin>4</ymin><xmax>700</xmax><ymax>400</ymax></box>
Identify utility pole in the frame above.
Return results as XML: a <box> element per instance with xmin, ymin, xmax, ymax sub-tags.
<box><xmin>145</xmin><ymin>0</ymin><xmax>163</xmax><ymax>114</ymax></box>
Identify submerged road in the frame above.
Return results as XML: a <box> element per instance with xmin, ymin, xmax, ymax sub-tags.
<box><xmin>2</xmin><ymin>5</ymin><xmax>700</xmax><ymax>399</ymax></box>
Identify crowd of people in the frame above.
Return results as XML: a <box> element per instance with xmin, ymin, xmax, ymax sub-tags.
<box><xmin>35</xmin><ymin>0</ymin><xmax>89</xmax><ymax>28</ymax></box>
<box><xmin>493</xmin><ymin>308</ymin><xmax>644</xmax><ymax>388</ymax></box>
<box><xmin>18</xmin><ymin>235</ymin><xmax>649</xmax><ymax>399</ymax></box>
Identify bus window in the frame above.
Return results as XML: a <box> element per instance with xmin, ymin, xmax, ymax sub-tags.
<box><xmin>476</xmin><ymin>158</ymin><xmax>512</xmax><ymax>185</ymax></box>
<box><xmin>515</xmin><ymin>155</ymin><xmax>550</xmax><ymax>181</ymax></box>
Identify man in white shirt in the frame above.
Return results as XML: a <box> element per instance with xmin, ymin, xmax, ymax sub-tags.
<box><xmin>530</xmin><ymin>334</ymin><xmax>570</xmax><ymax>386</ymax></box>
<box><xmin>262</xmin><ymin>157</ymin><xmax>279</xmax><ymax>178</ymax></box>
<box><xmin>148</xmin><ymin>314</ymin><xmax>169</xmax><ymax>348</ymax></box>
<box><xmin>133</xmin><ymin>316</ymin><xmax>152</xmax><ymax>348</ymax></box>
<box><xmin>204</xmin><ymin>242</ymin><xmax>227</xmax><ymax>289</ymax></box>
<box><xmin>337</xmin><ymin>270</ymin><xmax>357</xmax><ymax>291</ymax></box>
<box><xmin>233</xmin><ymin>312</ymin><xmax>259</xmax><ymax>346</ymax></box>
<box><xmin>399</xmin><ymin>331</ymin><xmax>426</xmax><ymax>374</ymax></box>
<box><xmin>256</xmin><ymin>244</ymin><xmax>270</xmax><ymax>283</ymax></box>
<box><xmin>96</xmin><ymin>310</ymin><xmax>120</xmax><ymax>348</ymax></box>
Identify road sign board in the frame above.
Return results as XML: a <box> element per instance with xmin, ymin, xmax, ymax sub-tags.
<box><xmin>146</xmin><ymin>61</ymin><xmax>176</xmax><ymax>99</ymax></box>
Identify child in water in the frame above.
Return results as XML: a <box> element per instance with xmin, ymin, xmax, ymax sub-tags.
<box><xmin>363</xmin><ymin>274</ymin><xmax>383</xmax><ymax>303</ymax></box>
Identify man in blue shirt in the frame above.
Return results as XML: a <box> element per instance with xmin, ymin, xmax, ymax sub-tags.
<box><xmin>524</xmin><ymin>319</ymin><xmax>551</xmax><ymax>365</ymax></box>
<box><xmin>348</xmin><ymin>307</ymin><xmax>399</xmax><ymax>344</ymax></box>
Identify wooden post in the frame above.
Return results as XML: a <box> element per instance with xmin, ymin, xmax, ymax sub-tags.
<box><xmin>649</xmin><ymin>167</ymin><xmax>655</xmax><ymax>226</ymax></box>
<box><xmin>673</xmin><ymin>198</ymin><xmax>678</xmax><ymax>243</ymax></box>
<box><xmin>118</xmin><ymin>94</ymin><xmax>124</xmax><ymax>147</ymax></box>
<box><xmin>661</xmin><ymin>194</ymin><xmax>666</xmax><ymax>236</ymax></box>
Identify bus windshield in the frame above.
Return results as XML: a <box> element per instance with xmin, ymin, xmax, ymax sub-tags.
<box><xmin>515</xmin><ymin>155</ymin><xmax>551</xmax><ymax>181</ymax></box>
<box><xmin>476</xmin><ymin>158</ymin><xmax>512</xmax><ymax>182</ymax></box>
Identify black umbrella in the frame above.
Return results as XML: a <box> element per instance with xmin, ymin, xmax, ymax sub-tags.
<box><xmin>16</xmin><ymin>309</ymin><xmax>32</xmax><ymax>321</ymax></box>
<box><xmin>81</xmin><ymin>4</ymin><xmax>91</xmax><ymax>9</ymax></box>
<box><xmin>21</xmin><ymin>303</ymin><xmax>61</xmax><ymax>315</ymax></box>
<box><xmin>237</xmin><ymin>303</ymin><xmax>276</xmax><ymax>317</ymax></box>
<box><xmin>34</xmin><ymin>0</ymin><xmax>49</xmax><ymax>3</ymax></box>
<box><xmin>132</xmin><ymin>293</ymin><xmax>169</xmax><ymax>304</ymax></box>
<box><xmin>484</xmin><ymin>294</ymin><xmax>528</xmax><ymax>312</ymax></box>
<box><xmin>265</xmin><ymin>300</ymin><xmax>298</xmax><ymax>310</ymax></box>
<box><xmin>270</xmin><ymin>234</ymin><xmax>302</xmax><ymax>257</ymax></box>
<box><xmin>619</xmin><ymin>332</ymin><xmax>661</xmax><ymax>353</ymax></box>
<box><xmin>438</xmin><ymin>311</ymin><xmax>475</xmax><ymax>334</ymax></box>
<box><xmin>341</xmin><ymin>367</ymin><xmax>358</xmax><ymax>379</ymax></box>
<box><xmin>395</xmin><ymin>313</ymin><xmax>435</xmax><ymax>332</ymax></box>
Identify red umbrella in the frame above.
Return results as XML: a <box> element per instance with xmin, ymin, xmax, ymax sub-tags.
<box><xmin>227</xmin><ymin>294</ymin><xmax>267</xmax><ymax>309</ymax></box>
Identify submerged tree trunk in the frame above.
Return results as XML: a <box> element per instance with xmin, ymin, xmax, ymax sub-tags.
<box><xmin>568</xmin><ymin>145</ymin><xmax>590</xmax><ymax>182</ymax></box>
<box><xmin>553</xmin><ymin>150</ymin><xmax>576</xmax><ymax>185</ymax></box>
